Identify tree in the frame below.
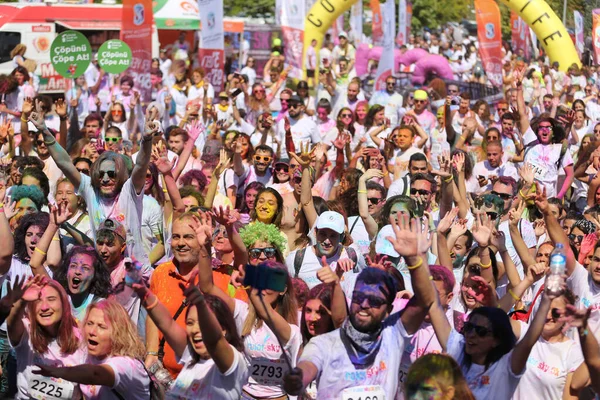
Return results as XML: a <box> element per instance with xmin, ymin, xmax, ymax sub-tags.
<box><xmin>410</xmin><ymin>0</ymin><xmax>472</xmax><ymax>32</ymax></box>
<box><xmin>224</xmin><ymin>0</ymin><xmax>274</xmax><ymax>19</ymax></box>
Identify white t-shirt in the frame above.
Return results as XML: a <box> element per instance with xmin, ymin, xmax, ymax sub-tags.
<box><xmin>167</xmin><ymin>345</ymin><xmax>250</xmax><ymax>400</ymax></box>
<box><xmin>80</xmin><ymin>356</ymin><xmax>150</xmax><ymax>400</ymax></box>
<box><xmin>446</xmin><ymin>329</ymin><xmax>524</xmax><ymax>399</ymax></box>
<box><xmin>12</xmin><ymin>321</ymin><xmax>85</xmax><ymax>400</ymax></box>
<box><xmin>276</xmin><ymin>115</ymin><xmax>321</xmax><ymax>156</ymax></box>
<box><xmin>523</xmin><ymin>127</ymin><xmax>573</xmax><ymax>198</ymax></box>
<box><xmin>369</xmin><ymin>91</ymin><xmax>404</xmax><ymax>127</ymax></box>
<box><xmin>348</xmin><ymin>216</ymin><xmax>371</xmax><ymax>255</ymax></box>
<box><xmin>512</xmin><ymin>337</ymin><xmax>583</xmax><ymax>400</ymax></box>
<box><xmin>236</xmin><ymin>165</ymin><xmax>273</xmax><ymax>194</ymax></box>
<box><xmin>285</xmin><ymin>246</ymin><xmax>366</xmax><ymax>290</ymax></box>
<box><xmin>567</xmin><ymin>263</ymin><xmax>600</xmax><ymax>336</ymax></box>
<box><xmin>234</xmin><ymin>301</ymin><xmax>302</xmax><ymax>399</ymax></box>
<box><xmin>469</xmin><ymin>161</ymin><xmax>519</xmax><ymax>195</ymax></box>
<box><xmin>300</xmin><ymin>313</ymin><xmax>410</xmax><ymax>400</ymax></box>
<box><xmin>495</xmin><ymin>219</ymin><xmax>537</xmax><ymax>295</ymax></box>
<box><xmin>77</xmin><ymin>174</ymin><xmax>146</xmax><ymax>263</ymax></box>
<box><xmin>141</xmin><ymin>195</ymin><xmax>164</xmax><ymax>258</ymax></box>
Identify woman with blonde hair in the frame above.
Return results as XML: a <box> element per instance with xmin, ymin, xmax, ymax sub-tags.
<box><xmin>6</xmin><ymin>276</ymin><xmax>86</xmax><ymax>399</ymax></box>
<box><xmin>33</xmin><ymin>299</ymin><xmax>151</xmax><ymax>400</ymax></box>
<box><xmin>405</xmin><ymin>353</ymin><xmax>475</xmax><ymax>400</ymax></box>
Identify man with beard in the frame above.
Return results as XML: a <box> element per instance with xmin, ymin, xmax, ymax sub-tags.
<box><xmin>166</xmin><ymin>126</ymin><xmax>202</xmax><ymax>176</ymax></box>
<box><xmin>277</xmin><ymin>95</ymin><xmax>320</xmax><ymax>156</ymax></box>
<box><xmin>450</xmin><ymin>92</ymin><xmax>476</xmax><ymax>137</ymax></box>
<box><xmin>469</xmin><ymin>140</ymin><xmax>519</xmax><ymax>194</ymax></box>
<box><xmin>31</xmin><ymin>110</ymin><xmax>155</xmax><ymax>263</ymax></box>
<box><xmin>387</xmin><ymin>153</ymin><xmax>429</xmax><ymax>198</ymax></box>
<box><xmin>411</xmin><ymin>90</ymin><xmax>437</xmax><ymax>136</ymax></box>
<box><xmin>234</xmin><ymin>143</ymin><xmax>274</xmax><ymax>191</ymax></box>
<box><xmin>332</xmin><ymin>79</ymin><xmax>363</xmax><ymax>118</ymax></box>
<box><xmin>283</xmin><ymin>214</ymin><xmax>435</xmax><ymax>399</ymax></box>
<box><xmin>285</xmin><ymin>211</ymin><xmax>366</xmax><ymax>292</ymax></box>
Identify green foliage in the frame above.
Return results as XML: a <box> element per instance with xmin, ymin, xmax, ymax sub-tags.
<box><xmin>410</xmin><ymin>0</ymin><xmax>473</xmax><ymax>32</ymax></box>
<box><xmin>224</xmin><ymin>0</ymin><xmax>275</xmax><ymax>19</ymax></box>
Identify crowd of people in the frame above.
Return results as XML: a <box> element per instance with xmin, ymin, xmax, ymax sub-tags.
<box><xmin>1</xmin><ymin>22</ymin><xmax>600</xmax><ymax>400</ymax></box>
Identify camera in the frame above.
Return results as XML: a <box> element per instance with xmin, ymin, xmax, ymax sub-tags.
<box><xmin>243</xmin><ymin>264</ymin><xmax>287</xmax><ymax>292</ymax></box>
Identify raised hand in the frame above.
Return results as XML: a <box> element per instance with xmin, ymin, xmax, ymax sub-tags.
<box><xmin>211</xmin><ymin>206</ymin><xmax>238</xmax><ymax>227</ymax></box>
<box><xmin>4</xmin><ymin>199</ymin><xmax>17</xmax><ymax>220</ymax></box>
<box><xmin>579</xmin><ymin>234</ymin><xmax>597</xmax><ymax>265</ymax></box>
<box><xmin>386</xmin><ymin>213</ymin><xmax>432</xmax><ymax>258</ymax></box>
<box><xmin>452</xmin><ymin>152</ymin><xmax>465</xmax><ymax>173</ymax></box>
<box><xmin>463</xmin><ymin>275</ymin><xmax>495</xmax><ymax>307</ymax></box>
<box><xmin>188</xmin><ymin>211</ymin><xmax>213</xmax><ymax>247</ymax></box>
<box><xmin>155</xmin><ymin>154</ymin><xmax>174</xmax><ymax>175</ymax></box>
<box><xmin>143</xmin><ymin>120</ymin><xmax>160</xmax><ymax>140</ymax></box>
<box><xmin>316</xmin><ymin>256</ymin><xmax>342</xmax><ymax>284</ymax></box>
<box><xmin>130</xmin><ymin>91</ymin><xmax>140</xmax><ymax>108</ymax></box>
<box><xmin>187</xmin><ymin>120</ymin><xmax>205</xmax><ymax>142</ymax></box>
<box><xmin>508</xmin><ymin>200</ymin><xmax>526</xmax><ymax>228</ymax></box>
<box><xmin>558</xmin><ymin>304</ymin><xmax>591</xmax><ymax>330</ymax></box>
<box><xmin>365</xmin><ymin>254</ymin><xmax>395</xmax><ymax>271</ymax></box>
<box><xmin>526</xmin><ymin>262</ymin><xmax>548</xmax><ymax>284</ymax></box>
<box><xmin>528</xmin><ymin>183</ymin><xmax>549</xmax><ymax>215</ymax></box>
<box><xmin>22</xmin><ymin>97</ymin><xmax>33</xmax><ymax>116</ymax></box>
<box><xmin>360</xmin><ymin>168</ymin><xmax>383</xmax><ymax>182</ymax></box>
<box><xmin>179</xmin><ymin>278</ymin><xmax>205</xmax><ymax>306</ymax></box>
<box><xmin>333</xmin><ymin>133</ymin><xmax>349</xmax><ymax>150</ymax></box>
<box><xmin>289</xmin><ymin>142</ymin><xmax>315</xmax><ymax>169</ymax></box>
<box><xmin>284</xmin><ymin>117</ymin><xmax>291</xmax><ymax>135</ymax></box>
<box><xmin>214</xmin><ymin>149</ymin><xmax>231</xmax><ymax>177</ymax></box>
<box><xmin>518</xmin><ymin>163</ymin><xmax>535</xmax><ymax>187</ymax></box>
<box><xmin>28</xmin><ymin>110</ymin><xmax>46</xmax><ymax>131</ymax></box>
<box><xmin>432</xmin><ymin>150</ymin><xmax>452</xmax><ymax>178</ymax></box>
<box><xmin>449</xmin><ymin>218</ymin><xmax>468</xmax><ymax>238</ymax></box>
<box><xmin>513</xmin><ymin>66</ymin><xmax>525</xmax><ymax>85</ymax></box>
<box><xmin>490</xmin><ymin>229</ymin><xmax>507</xmax><ymax>252</ymax></box>
<box><xmin>472</xmin><ymin>213</ymin><xmax>493</xmax><ymax>247</ymax></box>
<box><xmin>55</xmin><ymin>98</ymin><xmax>67</xmax><ymax>119</ymax></box>
<box><xmin>50</xmin><ymin>201</ymin><xmax>72</xmax><ymax>226</ymax></box>
<box><xmin>437</xmin><ymin>207</ymin><xmax>459</xmax><ymax>235</ymax></box>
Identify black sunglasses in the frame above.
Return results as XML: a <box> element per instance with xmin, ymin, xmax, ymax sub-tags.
<box><xmin>463</xmin><ymin>322</ymin><xmax>492</xmax><ymax>337</ymax></box>
<box><xmin>486</xmin><ymin>211</ymin><xmax>498</xmax><ymax>220</ymax></box>
<box><xmin>491</xmin><ymin>191</ymin><xmax>511</xmax><ymax>200</ymax></box>
<box><xmin>351</xmin><ymin>292</ymin><xmax>387</xmax><ymax>308</ymax></box>
<box><xmin>275</xmin><ymin>165</ymin><xmax>289</xmax><ymax>173</ymax></box>
<box><xmin>249</xmin><ymin>247</ymin><xmax>277</xmax><ymax>260</ymax></box>
<box><xmin>568</xmin><ymin>233</ymin><xmax>584</xmax><ymax>243</ymax></box>
<box><xmin>288</xmin><ymin>103</ymin><xmax>302</xmax><ymax>109</ymax></box>
<box><xmin>77</xmin><ymin>168</ymin><xmax>90</xmax><ymax>175</ymax></box>
<box><xmin>100</xmin><ymin>170</ymin><xmax>117</xmax><ymax>179</ymax></box>
<box><xmin>410</xmin><ymin>188</ymin><xmax>431</xmax><ymax>196</ymax></box>
<box><xmin>36</xmin><ymin>140</ymin><xmax>46</xmax><ymax>146</ymax></box>
<box><xmin>367</xmin><ymin>197</ymin><xmax>382</xmax><ymax>205</ymax></box>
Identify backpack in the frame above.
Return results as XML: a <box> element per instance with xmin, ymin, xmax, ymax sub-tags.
<box><xmin>293</xmin><ymin>246</ymin><xmax>358</xmax><ymax>278</ymax></box>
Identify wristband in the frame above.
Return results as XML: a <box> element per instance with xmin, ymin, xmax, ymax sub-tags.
<box><xmin>146</xmin><ymin>351</ymin><xmax>159</xmax><ymax>356</ymax></box>
<box><xmin>44</xmin><ymin>139</ymin><xmax>57</xmax><ymax>146</ymax></box>
<box><xmin>145</xmin><ymin>296</ymin><xmax>159</xmax><ymax>310</ymax></box>
<box><xmin>508</xmin><ymin>289</ymin><xmax>521</xmax><ymax>302</ymax></box>
<box><xmin>479</xmin><ymin>260</ymin><xmax>492</xmax><ymax>269</ymax></box>
<box><xmin>407</xmin><ymin>257</ymin><xmax>423</xmax><ymax>270</ymax></box>
<box><xmin>34</xmin><ymin>247</ymin><xmax>47</xmax><ymax>256</ymax></box>
<box><xmin>358</xmin><ymin>190</ymin><xmax>367</xmax><ymax>194</ymax></box>
<box><xmin>20</xmin><ymin>116</ymin><xmax>27</xmax><ymax>123</ymax></box>
<box><xmin>518</xmin><ymin>189</ymin><xmax>528</xmax><ymax>199</ymax></box>
<box><xmin>443</xmin><ymin>175</ymin><xmax>454</xmax><ymax>183</ymax></box>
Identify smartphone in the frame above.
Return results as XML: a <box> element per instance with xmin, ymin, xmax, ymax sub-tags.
<box><xmin>231</xmin><ymin>88</ymin><xmax>242</xmax><ymax>98</ymax></box>
<box><xmin>244</xmin><ymin>264</ymin><xmax>287</xmax><ymax>292</ymax></box>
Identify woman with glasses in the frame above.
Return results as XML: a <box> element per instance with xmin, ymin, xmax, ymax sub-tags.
<box><xmin>512</xmin><ymin>289</ymin><xmax>583</xmax><ymax>400</ymax></box>
<box><xmin>568</xmin><ymin>219</ymin><xmax>596</xmax><ymax>261</ymax></box>
<box><xmin>515</xmin><ymin>69</ymin><xmax>574</xmax><ymax>200</ymax></box>
<box><xmin>246</xmin><ymin>83</ymin><xmax>270</xmax><ymax>126</ymax></box>
<box><xmin>55</xmin><ymin>177</ymin><xmax>92</xmax><ymax>250</ymax></box>
<box><xmin>103</xmin><ymin>100</ymin><xmax>135</xmax><ymax>143</ymax></box>
<box><xmin>201</xmin><ymin>209</ymin><xmax>299</xmax><ymax>400</ymax></box>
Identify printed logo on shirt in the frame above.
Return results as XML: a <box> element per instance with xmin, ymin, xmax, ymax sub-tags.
<box><xmin>344</xmin><ymin>360</ymin><xmax>387</xmax><ymax>383</ymax></box>
<box><xmin>526</xmin><ymin>355</ymin><xmax>560</xmax><ymax>376</ymax></box>
<box><xmin>246</xmin><ymin>333</ymin><xmax>282</xmax><ymax>354</ymax></box>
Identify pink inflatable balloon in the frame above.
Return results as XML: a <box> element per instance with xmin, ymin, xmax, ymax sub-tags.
<box><xmin>354</xmin><ymin>44</ymin><xmax>372</xmax><ymax>76</ymax></box>
<box><xmin>397</xmin><ymin>48</ymin><xmax>429</xmax><ymax>67</ymax></box>
<box><xmin>412</xmin><ymin>55</ymin><xmax>454</xmax><ymax>85</ymax></box>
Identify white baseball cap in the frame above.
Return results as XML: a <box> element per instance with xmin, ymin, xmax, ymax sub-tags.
<box><xmin>375</xmin><ymin>225</ymin><xmax>400</xmax><ymax>257</ymax></box>
<box><xmin>316</xmin><ymin>211</ymin><xmax>345</xmax><ymax>234</ymax></box>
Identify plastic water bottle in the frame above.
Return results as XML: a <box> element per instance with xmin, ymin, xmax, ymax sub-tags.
<box><xmin>547</xmin><ymin>243</ymin><xmax>566</xmax><ymax>296</ymax></box>
<box><xmin>124</xmin><ymin>257</ymin><xmax>142</xmax><ymax>286</ymax></box>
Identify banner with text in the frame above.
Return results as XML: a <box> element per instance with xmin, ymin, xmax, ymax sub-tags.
<box><xmin>281</xmin><ymin>0</ymin><xmax>305</xmax><ymax>78</ymax></box>
<box><xmin>374</xmin><ymin>0</ymin><xmax>395</xmax><ymax>91</ymax></box>
<box><xmin>475</xmin><ymin>0</ymin><xmax>503</xmax><ymax>87</ymax></box>
<box><xmin>199</xmin><ymin>0</ymin><xmax>225</xmax><ymax>93</ymax></box>
<box><xmin>575</xmin><ymin>11</ymin><xmax>584</xmax><ymax>58</ymax></box>
<box><xmin>594</xmin><ymin>10</ymin><xmax>600</xmax><ymax>64</ymax></box>
<box><xmin>121</xmin><ymin>0</ymin><xmax>152</xmax><ymax>104</ymax></box>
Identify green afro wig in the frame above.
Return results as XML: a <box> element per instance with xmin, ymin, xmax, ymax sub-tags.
<box><xmin>239</xmin><ymin>222</ymin><xmax>287</xmax><ymax>255</ymax></box>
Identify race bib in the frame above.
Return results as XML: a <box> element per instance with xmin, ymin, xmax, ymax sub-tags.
<box><xmin>529</xmin><ymin>162</ymin><xmax>548</xmax><ymax>180</ymax></box>
<box><xmin>341</xmin><ymin>385</ymin><xmax>386</xmax><ymax>400</ymax></box>
<box><xmin>250</xmin><ymin>357</ymin><xmax>289</xmax><ymax>386</ymax></box>
<box><xmin>28</xmin><ymin>375</ymin><xmax>74</xmax><ymax>400</ymax></box>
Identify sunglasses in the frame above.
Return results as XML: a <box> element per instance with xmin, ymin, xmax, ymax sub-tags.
<box><xmin>410</xmin><ymin>188</ymin><xmax>431</xmax><ymax>196</ymax></box>
<box><xmin>293</xmin><ymin>176</ymin><xmax>302</xmax><ymax>184</ymax></box>
<box><xmin>288</xmin><ymin>103</ymin><xmax>302</xmax><ymax>109</ymax></box>
<box><xmin>212</xmin><ymin>226</ymin><xmax>229</xmax><ymax>239</ymax></box>
<box><xmin>340</xmin><ymin>113</ymin><xmax>353</xmax><ymax>118</ymax></box>
<box><xmin>36</xmin><ymin>140</ymin><xmax>45</xmax><ymax>146</ymax></box>
<box><xmin>279</xmin><ymin>98</ymin><xmax>289</xmax><ymax>103</ymax></box>
<box><xmin>491</xmin><ymin>191</ymin><xmax>511</xmax><ymax>200</ymax></box>
<box><xmin>448</xmin><ymin>89</ymin><xmax>459</xmax><ymax>94</ymax></box>
<box><xmin>146</xmin><ymin>173</ymin><xmax>153</xmax><ymax>179</ymax></box>
<box><xmin>249</xmin><ymin>247</ymin><xmax>277</xmax><ymax>260</ymax></box>
<box><xmin>414</xmin><ymin>99</ymin><xmax>426</xmax><ymax>104</ymax></box>
<box><xmin>275</xmin><ymin>165</ymin><xmax>289</xmax><ymax>173</ymax></box>
<box><xmin>463</xmin><ymin>322</ymin><xmax>492</xmax><ymax>337</ymax></box>
<box><xmin>254</xmin><ymin>155</ymin><xmax>272</xmax><ymax>163</ymax></box>
<box><xmin>386</xmin><ymin>82</ymin><xmax>395</xmax><ymax>86</ymax></box>
<box><xmin>105</xmin><ymin>137</ymin><xmax>121</xmax><ymax>143</ymax></box>
<box><xmin>367</xmin><ymin>197</ymin><xmax>382</xmax><ymax>205</ymax></box>
<box><xmin>111</xmin><ymin>110</ymin><xmax>123</xmax><ymax>115</ymax></box>
<box><xmin>486</xmin><ymin>211</ymin><xmax>498</xmax><ymax>220</ymax></box>
<box><xmin>351</xmin><ymin>292</ymin><xmax>388</xmax><ymax>308</ymax></box>
<box><xmin>551</xmin><ymin>307</ymin><xmax>561</xmax><ymax>320</ymax></box>
<box><xmin>254</xmin><ymin>89</ymin><xmax>265</xmax><ymax>94</ymax></box>
<box><xmin>77</xmin><ymin>168</ymin><xmax>90</xmax><ymax>175</ymax></box>
<box><xmin>568</xmin><ymin>233</ymin><xmax>584</xmax><ymax>243</ymax></box>
<box><xmin>100</xmin><ymin>170</ymin><xmax>117</xmax><ymax>179</ymax></box>
<box><xmin>594</xmin><ymin>130</ymin><xmax>600</xmax><ymax>134</ymax></box>
<box><xmin>538</xmin><ymin>125</ymin><xmax>552</xmax><ymax>131</ymax></box>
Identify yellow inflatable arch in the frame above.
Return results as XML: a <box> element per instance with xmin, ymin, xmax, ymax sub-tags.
<box><xmin>303</xmin><ymin>0</ymin><xmax>580</xmax><ymax>74</ymax></box>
